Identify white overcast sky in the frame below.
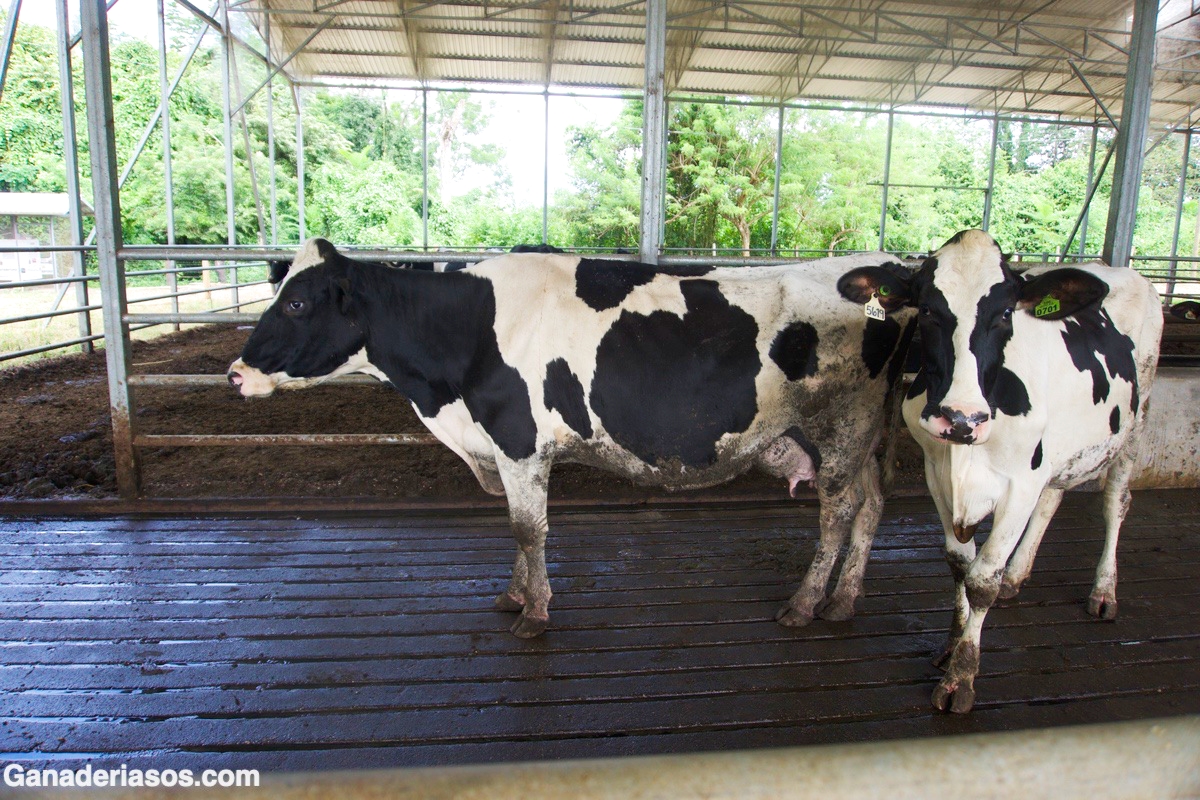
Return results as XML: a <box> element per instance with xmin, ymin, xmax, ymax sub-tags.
<box><xmin>18</xmin><ymin>0</ymin><xmax>622</xmax><ymax>208</ymax></box>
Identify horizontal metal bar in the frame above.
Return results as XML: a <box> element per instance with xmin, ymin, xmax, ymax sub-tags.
<box><xmin>128</xmin><ymin>373</ymin><xmax>382</xmax><ymax>386</ymax></box>
<box><xmin>118</xmin><ymin>246</ymin><xmax>502</xmax><ymax>262</ymax></box>
<box><xmin>0</xmin><ymin>303</ymin><xmax>102</xmax><ymax>326</ymax></box>
<box><xmin>0</xmin><ymin>332</ymin><xmax>106</xmax><ymax>363</ymax></box>
<box><xmin>0</xmin><ymin>244</ymin><xmax>95</xmax><ymax>253</ymax></box>
<box><xmin>0</xmin><ymin>274</ymin><xmax>100</xmax><ymax>289</ymax></box>
<box><xmin>126</xmin><ymin>262</ymin><xmax>269</xmax><ymax>277</ymax></box>
<box><xmin>135</xmin><ymin>433</ymin><xmax>440</xmax><ymax>447</ymax></box>
<box><xmin>124</xmin><ymin>312</ymin><xmax>262</xmax><ymax>324</ymax></box>
<box><xmin>125</xmin><ymin>279</ymin><xmax>272</xmax><ymax>306</ymax></box>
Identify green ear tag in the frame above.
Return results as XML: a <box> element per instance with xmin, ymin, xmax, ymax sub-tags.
<box><xmin>1035</xmin><ymin>296</ymin><xmax>1061</xmax><ymax>318</ymax></box>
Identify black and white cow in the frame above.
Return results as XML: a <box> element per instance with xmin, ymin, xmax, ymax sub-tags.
<box><xmin>841</xmin><ymin>229</ymin><xmax>1162</xmax><ymax>713</ymax></box>
<box><xmin>229</xmin><ymin>238</ymin><xmax>916</xmax><ymax>637</ymax></box>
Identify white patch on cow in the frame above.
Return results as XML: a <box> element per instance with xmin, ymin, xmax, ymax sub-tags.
<box><xmin>228</xmin><ymin>346</ymin><xmax>387</xmax><ymax>397</ymax></box>
<box><xmin>417</xmin><ymin>399</ymin><xmax>506</xmax><ymax>495</ymax></box>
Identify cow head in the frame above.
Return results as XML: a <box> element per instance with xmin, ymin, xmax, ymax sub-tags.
<box><xmin>838</xmin><ymin>229</ymin><xmax>1109</xmax><ymax>445</ymax></box>
<box><xmin>227</xmin><ymin>238</ymin><xmax>368</xmax><ymax>397</ymax></box>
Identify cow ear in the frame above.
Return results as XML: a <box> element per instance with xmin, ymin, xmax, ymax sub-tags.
<box><xmin>1017</xmin><ymin>268</ymin><xmax>1109</xmax><ymax>320</ymax></box>
<box><xmin>837</xmin><ymin>264</ymin><xmax>912</xmax><ymax>312</ymax></box>
<box><xmin>331</xmin><ymin>276</ymin><xmax>353</xmax><ymax>314</ymax></box>
<box><xmin>268</xmin><ymin>260</ymin><xmax>291</xmax><ymax>286</ymax></box>
<box><xmin>313</xmin><ymin>238</ymin><xmax>339</xmax><ymax>261</ymax></box>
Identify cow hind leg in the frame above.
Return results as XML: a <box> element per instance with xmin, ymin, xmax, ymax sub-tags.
<box><xmin>494</xmin><ymin>550</ymin><xmax>529</xmax><ymax>612</ymax></box>
<box><xmin>776</xmin><ymin>476</ymin><xmax>861</xmax><ymax>627</ymax></box>
<box><xmin>497</xmin><ymin>460</ymin><xmax>553</xmax><ymax>638</ymax></box>
<box><xmin>1090</xmin><ymin>444</ymin><xmax>1136</xmax><ymax>620</ymax></box>
<box><xmin>818</xmin><ymin>456</ymin><xmax>884</xmax><ymax>621</ymax></box>
<box><xmin>1000</xmin><ymin>487</ymin><xmax>1064</xmax><ymax>599</ymax></box>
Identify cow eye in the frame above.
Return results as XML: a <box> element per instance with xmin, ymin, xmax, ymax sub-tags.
<box><xmin>284</xmin><ymin>299</ymin><xmax>306</xmax><ymax>316</ymax></box>
<box><xmin>1002</xmin><ymin>307</ymin><xmax>1013</xmax><ymax>322</ymax></box>
<box><xmin>920</xmin><ymin>305</ymin><xmax>931</xmax><ymax>317</ymax></box>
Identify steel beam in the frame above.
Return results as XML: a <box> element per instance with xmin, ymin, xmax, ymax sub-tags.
<box><xmin>55</xmin><ymin>0</ymin><xmax>94</xmax><ymax>353</ymax></box>
<box><xmin>157</xmin><ymin>0</ymin><xmax>179</xmax><ymax>330</ymax></box>
<box><xmin>0</xmin><ymin>0</ymin><xmax>21</xmax><ymax>107</ymax></box>
<box><xmin>1080</xmin><ymin>123</ymin><xmax>1099</xmax><ymax>255</ymax></box>
<box><xmin>421</xmin><ymin>87</ymin><xmax>429</xmax><ymax>249</ymax></box>
<box><xmin>981</xmin><ymin>114</ymin><xmax>999</xmax><ymax>230</ymax></box>
<box><xmin>221</xmin><ymin>0</ymin><xmax>237</xmax><ymax>254</ymax></box>
<box><xmin>1167</xmin><ymin>131</ymin><xmax>1193</xmax><ymax>300</ymax></box>
<box><xmin>229</xmin><ymin>16</ymin><xmax>333</xmax><ymax>117</ymax></box>
<box><xmin>295</xmin><ymin>83</ymin><xmax>306</xmax><ymax>240</ymax></box>
<box><xmin>878</xmin><ymin>110</ymin><xmax>894</xmax><ymax>251</ymax></box>
<box><xmin>80</xmin><ymin>0</ymin><xmax>141</xmax><ymax>498</ymax></box>
<box><xmin>542</xmin><ymin>89</ymin><xmax>550</xmax><ymax>243</ymax></box>
<box><xmin>639</xmin><ymin>0</ymin><xmax>667</xmax><ymax>264</ymax></box>
<box><xmin>1102</xmin><ymin>0</ymin><xmax>1159</xmax><ymax>267</ymax></box>
<box><xmin>770</xmin><ymin>103</ymin><xmax>784</xmax><ymax>254</ymax></box>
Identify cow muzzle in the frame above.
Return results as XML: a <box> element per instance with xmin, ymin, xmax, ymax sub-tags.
<box><xmin>925</xmin><ymin>404</ymin><xmax>991</xmax><ymax>445</ymax></box>
<box><xmin>226</xmin><ymin>359</ymin><xmax>278</xmax><ymax>397</ymax></box>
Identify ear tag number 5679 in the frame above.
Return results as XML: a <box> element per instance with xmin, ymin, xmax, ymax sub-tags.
<box><xmin>865</xmin><ymin>294</ymin><xmax>886</xmax><ymax>321</ymax></box>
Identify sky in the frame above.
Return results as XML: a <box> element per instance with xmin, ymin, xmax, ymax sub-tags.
<box><xmin>18</xmin><ymin>0</ymin><xmax>622</xmax><ymax>209</ymax></box>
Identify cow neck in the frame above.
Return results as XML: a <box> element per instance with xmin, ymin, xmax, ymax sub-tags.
<box><xmin>352</xmin><ymin>261</ymin><xmax>491</xmax><ymax>418</ymax></box>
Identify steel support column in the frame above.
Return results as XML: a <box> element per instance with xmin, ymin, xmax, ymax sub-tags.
<box><xmin>878</xmin><ymin>110</ymin><xmax>895</xmax><ymax>251</ymax></box>
<box><xmin>639</xmin><ymin>0</ymin><xmax>667</xmax><ymax>265</ymax></box>
<box><xmin>1080</xmin><ymin>124</ymin><xmax>1099</xmax><ymax>256</ymax></box>
<box><xmin>294</xmin><ymin>82</ymin><xmax>306</xmax><ymax>240</ymax></box>
<box><xmin>157</xmin><ymin>0</ymin><xmax>179</xmax><ymax>329</ymax></box>
<box><xmin>542</xmin><ymin>89</ymin><xmax>550</xmax><ymax>244</ymax></box>
<box><xmin>220</xmin><ymin>0</ymin><xmax>237</xmax><ymax>253</ymax></box>
<box><xmin>1102</xmin><ymin>0</ymin><xmax>1159</xmax><ymax>267</ymax></box>
<box><xmin>421</xmin><ymin>87</ymin><xmax>429</xmax><ymax>250</ymax></box>
<box><xmin>55</xmin><ymin>0</ymin><xmax>93</xmax><ymax>352</ymax></box>
<box><xmin>80</xmin><ymin>0</ymin><xmax>141</xmax><ymax>497</ymax></box>
<box><xmin>982</xmin><ymin>115</ymin><xmax>1000</xmax><ymax>231</ymax></box>
<box><xmin>266</xmin><ymin>15</ymin><xmax>277</xmax><ymax>245</ymax></box>
<box><xmin>770</xmin><ymin>103</ymin><xmax>784</xmax><ymax>254</ymax></box>
<box><xmin>1167</xmin><ymin>131</ymin><xmax>1193</xmax><ymax>301</ymax></box>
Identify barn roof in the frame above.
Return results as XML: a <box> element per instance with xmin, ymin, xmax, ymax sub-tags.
<box><xmin>238</xmin><ymin>0</ymin><xmax>1200</xmax><ymax>127</ymax></box>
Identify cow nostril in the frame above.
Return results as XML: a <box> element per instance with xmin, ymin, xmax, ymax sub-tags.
<box><xmin>227</xmin><ymin>371</ymin><xmax>243</xmax><ymax>387</ymax></box>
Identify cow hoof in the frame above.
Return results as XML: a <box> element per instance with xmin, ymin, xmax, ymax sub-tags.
<box><xmin>511</xmin><ymin>614</ymin><xmax>548</xmax><ymax>639</ymax></box>
<box><xmin>997</xmin><ymin>579</ymin><xmax>1022</xmax><ymax>600</ymax></box>
<box><xmin>932</xmin><ymin>681</ymin><xmax>975</xmax><ymax>714</ymax></box>
<box><xmin>1088</xmin><ymin>594</ymin><xmax>1118</xmax><ymax>620</ymax></box>
<box><xmin>494</xmin><ymin>592</ymin><xmax>526</xmax><ymax>612</ymax></box>
<box><xmin>775</xmin><ymin>606</ymin><xmax>814</xmax><ymax>627</ymax></box>
<box><xmin>815</xmin><ymin>597</ymin><xmax>855</xmax><ymax>622</ymax></box>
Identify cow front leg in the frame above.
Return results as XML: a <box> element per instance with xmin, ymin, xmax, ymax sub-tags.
<box><xmin>1000</xmin><ymin>486</ymin><xmax>1063</xmax><ymax>599</ymax></box>
<box><xmin>494</xmin><ymin>550</ymin><xmax>529</xmax><ymax>612</ymax></box>
<box><xmin>819</xmin><ymin>455</ymin><xmax>884</xmax><ymax>621</ymax></box>
<box><xmin>497</xmin><ymin>459</ymin><xmax>552</xmax><ymax>638</ymax></box>
<box><xmin>927</xmin><ymin>477</ymin><xmax>973</xmax><ymax>668</ymax></box>
<box><xmin>933</xmin><ymin>489</ymin><xmax>1041</xmax><ymax>714</ymax></box>
<box><xmin>1090</xmin><ymin>443</ymin><xmax>1136</xmax><ymax>620</ymax></box>
<box><xmin>776</xmin><ymin>477</ymin><xmax>861</xmax><ymax>627</ymax></box>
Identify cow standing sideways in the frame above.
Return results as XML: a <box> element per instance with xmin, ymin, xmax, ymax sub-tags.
<box><xmin>841</xmin><ymin>229</ymin><xmax>1162</xmax><ymax>713</ymax></box>
<box><xmin>229</xmin><ymin>238</ymin><xmax>915</xmax><ymax>637</ymax></box>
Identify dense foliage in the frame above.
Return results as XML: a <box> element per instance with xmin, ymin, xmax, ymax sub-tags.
<box><xmin>1</xmin><ymin>12</ymin><xmax>1197</xmax><ymax>261</ymax></box>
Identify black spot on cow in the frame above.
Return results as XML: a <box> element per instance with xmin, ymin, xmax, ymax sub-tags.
<box><xmin>862</xmin><ymin>316</ymin><xmax>902</xmax><ymax>380</ymax></box>
<box><xmin>511</xmin><ymin>243</ymin><xmax>566</xmax><ymax>254</ymax></box>
<box><xmin>888</xmin><ymin>317</ymin><xmax>919</xmax><ymax>387</ymax></box>
<box><xmin>991</xmin><ymin>367</ymin><xmax>1031</xmax><ymax>417</ymax></box>
<box><xmin>770</xmin><ymin>321</ymin><xmax>820</xmax><ymax>381</ymax></box>
<box><xmin>1031</xmin><ymin>440</ymin><xmax>1043</xmax><ymax>470</ymax></box>
<box><xmin>543</xmin><ymin>358</ymin><xmax>592</xmax><ymax>439</ymax></box>
<box><xmin>906</xmin><ymin>367</ymin><xmax>927</xmax><ymax>400</ymax></box>
<box><xmin>783</xmin><ymin>426</ymin><xmax>822</xmax><ymax>473</ymax></box>
<box><xmin>1060</xmin><ymin>307</ymin><xmax>1139</xmax><ymax>412</ymax></box>
<box><xmin>589</xmin><ymin>279</ymin><xmax>760</xmax><ymax>468</ymax></box>
<box><xmin>1109</xmin><ymin>405</ymin><xmax>1120</xmax><ymax>435</ymax></box>
<box><xmin>574</xmin><ymin>259</ymin><xmax>657</xmax><ymax>311</ymax></box>
<box><xmin>656</xmin><ymin>263</ymin><xmax>714</xmax><ymax>277</ymax></box>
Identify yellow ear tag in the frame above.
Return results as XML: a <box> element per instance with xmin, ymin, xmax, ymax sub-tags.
<box><xmin>865</xmin><ymin>294</ymin><xmax>886</xmax><ymax>321</ymax></box>
<box><xmin>1034</xmin><ymin>296</ymin><xmax>1061</xmax><ymax>318</ymax></box>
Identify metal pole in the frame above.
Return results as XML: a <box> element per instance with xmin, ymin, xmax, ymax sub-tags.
<box><xmin>0</xmin><ymin>0</ymin><xmax>22</xmax><ymax>107</ymax></box>
<box><xmin>1063</xmin><ymin>140</ymin><xmax>1116</xmax><ymax>257</ymax></box>
<box><xmin>80</xmin><ymin>0</ymin><xmax>141</xmax><ymax>498</ymax></box>
<box><xmin>220</xmin><ymin>0</ymin><xmax>236</xmax><ymax>254</ymax></box>
<box><xmin>981</xmin><ymin>114</ymin><xmax>1000</xmax><ymax>231</ymax></box>
<box><xmin>266</xmin><ymin>13</ymin><xmax>277</xmax><ymax>245</ymax></box>
<box><xmin>156</xmin><ymin>0</ymin><xmax>179</xmax><ymax>331</ymax></box>
<box><xmin>1167</xmin><ymin>131</ymin><xmax>1192</xmax><ymax>301</ymax></box>
<box><xmin>878</xmin><ymin>110</ymin><xmax>895</xmax><ymax>251</ymax></box>
<box><xmin>1080</xmin><ymin>123</ymin><xmax>1099</xmax><ymax>256</ymax></box>
<box><xmin>770</xmin><ymin>102</ymin><xmax>784</xmax><ymax>255</ymax></box>
<box><xmin>542</xmin><ymin>89</ymin><xmax>550</xmax><ymax>244</ymax></box>
<box><xmin>421</xmin><ymin>87</ymin><xmax>428</xmax><ymax>250</ymax></box>
<box><xmin>1102</xmin><ymin>0</ymin><xmax>1159</xmax><ymax>267</ymax></box>
<box><xmin>639</xmin><ymin>0</ymin><xmax>667</xmax><ymax>265</ymax></box>
<box><xmin>294</xmin><ymin>82</ymin><xmax>306</xmax><ymax>241</ymax></box>
<box><xmin>55</xmin><ymin>0</ymin><xmax>93</xmax><ymax>353</ymax></box>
